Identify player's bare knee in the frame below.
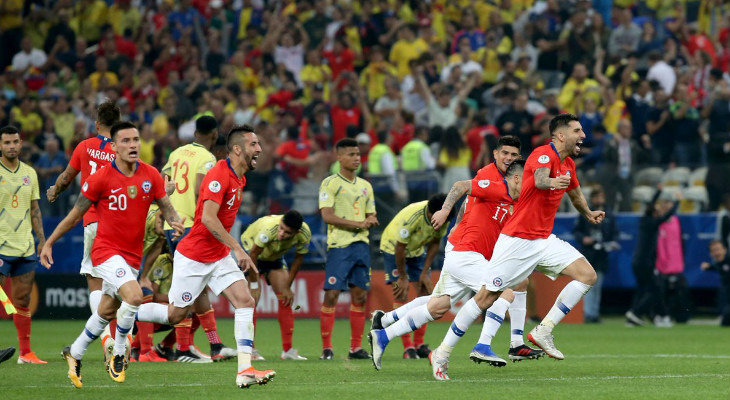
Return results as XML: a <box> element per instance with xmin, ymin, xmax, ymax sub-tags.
<box><xmin>513</xmin><ymin>278</ymin><xmax>529</xmax><ymax>292</ymax></box>
<box><xmin>323</xmin><ymin>290</ymin><xmax>340</xmax><ymax>307</ymax></box>
<box><xmin>168</xmin><ymin>306</ymin><xmax>188</xmax><ymax>325</ymax></box>
<box><xmin>578</xmin><ymin>265</ymin><xmax>597</xmax><ymax>286</ymax></box>
<box><xmin>500</xmin><ymin>289</ymin><xmax>515</xmax><ymax>303</ymax></box>
<box><xmin>125</xmin><ymin>293</ymin><xmax>143</xmax><ymax>307</ymax></box>
<box><xmin>427</xmin><ymin>296</ymin><xmax>449</xmax><ymax>319</ymax></box>
<box><xmin>473</xmin><ymin>288</ymin><xmax>491</xmax><ymax>309</ymax></box>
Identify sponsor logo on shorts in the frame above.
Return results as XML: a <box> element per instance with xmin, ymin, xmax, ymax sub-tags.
<box><xmin>182</xmin><ymin>292</ymin><xmax>193</xmax><ymax>302</ymax></box>
<box><xmin>492</xmin><ymin>277</ymin><xmax>503</xmax><ymax>287</ymax></box>
<box><xmin>209</xmin><ymin>180</ymin><xmax>221</xmax><ymax>193</ymax></box>
<box><xmin>327</xmin><ymin>276</ymin><xmax>337</xmax><ymax>285</ymax></box>
<box><xmin>538</xmin><ymin>155</ymin><xmax>550</xmax><ymax>164</ymax></box>
<box><xmin>116</xmin><ymin>268</ymin><xmax>126</xmax><ymax>278</ymax></box>
<box><xmin>142</xmin><ymin>180</ymin><xmax>152</xmax><ymax>193</ymax></box>
<box><xmin>478</xmin><ymin>179</ymin><xmax>490</xmax><ymax>188</ymax></box>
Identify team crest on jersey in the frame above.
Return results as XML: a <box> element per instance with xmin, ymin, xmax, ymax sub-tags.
<box><xmin>493</xmin><ymin>277</ymin><xmax>503</xmax><ymax>287</ymax></box>
<box><xmin>21</xmin><ymin>175</ymin><xmax>31</xmax><ymax>185</ymax></box>
<box><xmin>116</xmin><ymin>268</ymin><xmax>126</xmax><ymax>278</ymax></box>
<box><xmin>399</xmin><ymin>228</ymin><xmax>410</xmax><ymax>239</ymax></box>
<box><xmin>327</xmin><ymin>276</ymin><xmax>337</xmax><ymax>285</ymax></box>
<box><xmin>478</xmin><ymin>179</ymin><xmax>490</xmax><ymax>188</ymax></box>
<box><xmin>209</xmin><ymin>180</ymin><xmax>221</xmax><ymax>193</ymax></box>
<box><xmin>127</xmin><ymin>185</ymin><xmax>138</xmax><ymax>199</ymax></box>
<box><xmin>258</xmin><ymin>233</ymin><xmax>270</xmax><ymax>244</ymax></box>
<box><xmin>362</xmin><ymin>188</ymin><xmax>368</xmax><ymax>196</ymax></box>
<box><xmin>538</xmin><ymin>155</ymin><xmax>550</xmax><ymax>164</ymax></box>
<box><xmin>141</xmin><ymin>180</ymin><xmax>152</xmax><ymax>193</ymax></box>
<box><xmin>182</xmin><ymin>292</ymin><xmax>193</xmax><ymax>302</ymax></box>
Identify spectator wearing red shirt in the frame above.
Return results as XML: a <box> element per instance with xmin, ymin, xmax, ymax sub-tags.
<box><xmin>465</xmin><ymin>114</ymin><xmax>500</xmax><ymax>171</ymax></box>
<box><xmin>323</xmin><ymin>37</ymin><xmax>355</xmax><ymax>81</ymax></box>
<box><xmin>276</xmin><ymin>126</ymin><xmax>312</xmax><ymax>183</ymax></box>
<box><xmin>684</xmin><ymin>24</ymin><xmax>717</xmax><ymax>64</ymax></box>
<box><xmin>330</xmin><ymin>82</ymin><xmax>366</xmax><ymax>144</ymax></box>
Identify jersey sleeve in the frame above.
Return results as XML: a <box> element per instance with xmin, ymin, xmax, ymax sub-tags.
<box><xmin>318</xmin><ymin>178</ymin><xmax>336</xmax><ymax>209</ymax></box>
<box><xmin>295</xmin><ymin>224</ymin><xmax>311</xmax><ymax>254</ymax></box>
<box><xmin>469</xmin><ymin>178</ymin><xmax>507</xmax><ymax>202</ymax></box>
<box><xmin>151</xmin><ymin>168</ymin><xmax>167</xmax><ymax>200</ymax></box>
<box><xmin>396</xmin><ymin>216</ymin><xmax>419</xmax><ymax>245</ymax></box>
<box><xmin>197</xmin><ymin>153</ymin><xmax>216</xmax><ymax>175</ymax></box>
<box><xmin>69</xmin><ymin>142</ymin><xmax>83</xmax><ymax>171</ymax></box>
<box><xmin>30</xmin><ymin>169</ymin><xmax>40</xmax><ymax>201</ymax></box>
<box><xmin>366</xmin><ymin>182</ymin><xmax>376</xmax><ymax>214</ymax></box>
<box><xmin>253</xmin><ymin>225</ymin><xmax>272</xmax><ymax>248</ymax></box>
<box><xmin>199</xmin><ymin>168</ymin><xmax>226</xmax><ymax>205</ymax></box>
<box><xmin>82</xmin><ymin>170</ymin><xmax>103</xmax><ymax>203</ymax></box>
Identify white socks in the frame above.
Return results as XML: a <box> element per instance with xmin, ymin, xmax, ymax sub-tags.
<box><xmin>89</xmin><ymin>290</ymin><xmax>102</xmax><ymax>315</ymax></box>
<box><xmin>70</xmin><ymin>312</ymin><xmax>109</xmax><ymax>360</ymax></box>
<box><xmin>382</xmin><ymin>296</ymin><xmax>430</xmax><ymax>328</ymax></box>
<box><xmin>543</xmin><ymin>280</ymin><xmax>592</xmax><ymax>330</ymax></box>
<box><xmin>509</xmin><ymin>291</ymin><xmax>527</xmax><ymax>347</ymax></box>
<box><xmin>384</xmin><ymin>304</ymin><xmax>434</xmax><ymax>340</ymax></box>
<box><xmin>235</xmin><ymin>308</ymin><xmax>254</xmax><ymax>372</ymax></box>
<box><xmin>136</xmin><ymin>302</ymin><xmax>170</xmax><ymax>324</ymax></box>
<box><xmin>477</xmin><ymin>297</ymin><xmax>510</xmax><ymax>345</ymax></box>
<box><xmin>113</xmin><ymin>302</ymin><xmax>139</xmax><ymax>356</ymax></box>
<box><xmin>440</xmin><ymin>298</ymin><xmax>482</xmax><ymax>352</ymax></box>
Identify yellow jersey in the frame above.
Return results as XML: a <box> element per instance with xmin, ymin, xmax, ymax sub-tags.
<box><xmin>380</xmin><ymin>201</ymin><xmax>447</xmax><ymax>258</ymax></box>
<box><xmin>319</xmin><ymin>173</ymin><xmax>375</xmax><ymax>249</ymax></box>
<box><xmin>389</xmin><ymin>38</ymin><xmax>429</xmax><ymax>79</ymax></box>
<box><xmin>0</xmin><ymin>161</ymin><xmax>40</xmax><ymax>257</ymax></box>
<box><xmin>148</xmin><ymin>253</ymin><xmax>173</xmax><ymax>295</ymax></box>
<box><xmin>241</xmin><ymin>215</ymin><xmax>311</xmax><ymax>261</ymax></box>
<box><xmin>161</xmin><ymin>143</ymin><xmax>216</xmax><ymax>229</ymax></box>
<box><xmin>143</xmin><ymin>204</ymin><xmax>162</xmax><ymax>256</ymax></box>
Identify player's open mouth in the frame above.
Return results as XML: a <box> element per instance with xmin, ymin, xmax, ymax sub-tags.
<box><xmin>251</xmin><ymin>154</ymin><xmax>258</xmax><ymax>166</ymax></box>
<box><xmin>129</xmin><ymin>151</ymin><xmax>138</xmax><ymax>157</ymax></box>
<box><xmin>575</xmin><ymin>140</ymin><xmax>583</xmax><ymax>153</ymax></box>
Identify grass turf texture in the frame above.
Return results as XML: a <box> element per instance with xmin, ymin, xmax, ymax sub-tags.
<box><xmin>0</xmin><ymin>318</ymin><xmax>728</xmax><ymax>399</ymax></box>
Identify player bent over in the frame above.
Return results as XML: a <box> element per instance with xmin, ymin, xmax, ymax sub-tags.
<box><xmin>375</xmin><ymin>194</ymin><xmax>452</xmax><ymax>359</ymax></box>
<box><xmin>40</xmin><ymin>122</ymin><xmax>185</xmax><ymax>387</ymax></box>
<box><xmin>242</xmin><ymin>211</ymin><xmax>311</xmax><ymax>360</ymax></box>
<box><xmin>319</xmin><ymin>138</ymin><xmax>378</xmax><ymax>360</ymax></box>
<box><xmin>134</xmin><ymin>125</ymin><xmax>276</xmax><ymax>388</ymax></box>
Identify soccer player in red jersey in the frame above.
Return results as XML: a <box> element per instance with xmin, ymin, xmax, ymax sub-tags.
<box><xmin>47</xmin><ymin>100</ymin><xmax>120</xmax><ymax>315</ymax></box>
<box><xmin>471</xmin><ymin>113</ymin><xmax>605</xmax><ymax>361</ymax></box>
<box><xmin>369</xmin><ymin>160</ymin><xmax>527</xmax><ymax>373</ymax></box>
<box><xmin>40</xmin><ymin>122</ymin><xmax>185</xmax><ymax>387</ymax></box>
<box><xmin>134</xmin><ymin>125</ymin><xmax>276</xmax><ymax>388</ymax></box>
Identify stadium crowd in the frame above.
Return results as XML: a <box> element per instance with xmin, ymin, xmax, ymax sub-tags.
<box><xmin>2</xmin><ymin>0</ymin><xmax>730</xmax><ymax>218</ymax></box>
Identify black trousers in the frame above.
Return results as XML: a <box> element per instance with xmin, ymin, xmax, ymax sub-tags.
<box><xmin>629</xmin><ymin>264</ymin><xmax>655</xmax><ymax>317</ymax></box>
<box><xmin>653</xmin><ymin>272</ymin><xmax>690</xmax><ymax>323</ymax></box>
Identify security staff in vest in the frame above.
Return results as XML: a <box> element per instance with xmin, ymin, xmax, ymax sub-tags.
<box><xmin>401</xmin><ymin>127</ymin><xmax>436</xmax><ymax>202</ymax></box>
<box><xmin>367</xmin><ymin>130</ymin><xmax>404</xmax><ymax>222</ymax></box>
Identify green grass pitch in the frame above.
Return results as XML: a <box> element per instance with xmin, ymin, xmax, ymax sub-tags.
<box><xmin>1</xmin><ymin>318</ymin><xmax>728</xmax><ymax>399</ymax></box>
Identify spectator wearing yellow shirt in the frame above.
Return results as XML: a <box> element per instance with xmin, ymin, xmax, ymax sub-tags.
<box><xmin>601</xmin><ymin>87</ymin><xmax>626</xmax><ymax>135</ymax></box>
<box><xmin>437</xmin><ymin>126</ymin><xmax>472</xmax><ymax>194</ymax></box>
<box><xmin>0</xmin><ymin>0</ymin><xmax>24</xmax><ymax>70</ymax></box>
<box><xmin>300</xmin><ymin>50</ymin><xmax>331</xmax><ymax>104</ymax></box>
<box><xmin>70</xmin><ymin>0</ymin><xmax>108</xmax><ymax>43</ymax></box>
<box><xmin>359</xmin><ymin>46</ymin><xmax>397</xmax><ymax>102</ymax></box>
<box><xmin>558</xmin><ymin>63</ymin><xmax>601</xmax><ymax>114</ymax></box>
<box><xmin>107</xmin><ymin>0</ymin><xmax>141</xmax><ymax>37</ymax></box>
<box><xmin>10</xmin><ymin>97</ymin><xmax>43</xmax><ymax>138</ymax></box>
<box><xmin>88</xmin><ymin>57</ymin><xmax>119</xmax><ymax>90</ymax></box>
<box><xmin>47</xmin><ymin>96</ymin><xmax>75</xmax><ymax>150</ymax></box>
<box><xmin>389</xmin><ymin>25</ymin><xmax>429</xmax><ymax>80</ymax></box>
<box><xmin>138</xmin><ymin>123</ymin><xmax>156</xmax><ymax>165</ymax></box>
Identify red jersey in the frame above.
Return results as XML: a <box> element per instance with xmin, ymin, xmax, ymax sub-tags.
<box><xmin>82</xmin><ymin>160</ymin><xmax>166</xmax><ymax>269</ymax></box>
<box><xmin>331</xmin><ymin>106</ymin><xmax>361</xmax><ymax>145</ymax></box>
<box><xmin>448</xmin><ymin>162</ymin><xmax>505</xmax><ymax>247</ymax></box>
<box><xmin>451</xmin><ymin>164</ymin><xmax>514</xmax><ymax>260</ymax></box>
<box><xmin>501</xmin><ymin>143</ymin><xmax>578</xmax><ymax>240</ymax></box>
<box><xmin>176</xmin><ymin>159</ymin><xmax>246</xmax><ymax>263</ymax></box>
<box><xmin>70</xmin><ymin>135</ymin><xmax>116</xmax><ymax>226</ymax></box>
<box><xmin>276</xmin><ymin>139</ymin><xmax>311</xmax><ymax>182</ymax></box>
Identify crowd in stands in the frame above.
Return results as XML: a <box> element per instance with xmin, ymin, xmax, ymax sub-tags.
<box><xmin>2</xmin><ymin>0</ymin><xmax>730</xmax><ymax>218</ymax></box>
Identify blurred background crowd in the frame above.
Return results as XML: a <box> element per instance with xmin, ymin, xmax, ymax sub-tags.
<box><xmin>1</xmin><ymin>0</ymin><xmax>730</xmax><ymax>221</ymax></box>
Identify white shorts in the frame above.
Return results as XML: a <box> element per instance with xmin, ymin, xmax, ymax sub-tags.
<box><xmin>91</xmin><ymin>255</ymin><xmax>139</xmax><ymax>299</ymax></box>
<box><xmin>431</xmin><ymin>250</ymin><xmax>485</xmax><ymax>301</ymax></box>
<box><xmin>480</xmin><ymin>234</ymin><xmax>584</xmax><ymax>292</ymax></box>
<box><xmin>444</xmin><ymin>241</ymin><xmax>454</xmax><ymax>254</ymax></box>
<box><xmin>169</xmin><ymin>251</ymin><xmax>245</xmax><ymax>308</ymax></box>
<box><xmin>80</xmin><ymin>223</ymin><xmax>97</xmax><ymax>276</ymax></box>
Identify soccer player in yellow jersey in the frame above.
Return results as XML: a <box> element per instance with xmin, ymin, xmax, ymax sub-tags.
<box><xmin>160</xmin><ymin>115</ymin><xmax>236</xmax><ymax>363</ymax></box>
<box><xmin>241</xmin><ymin>210</ymin><xmax>311</xmax><ymax>360</ymax></box>
<box><xmin>318</xmin><ymin>138</ymin><xmax>378</xmax><ymax>360</ymax></box>
<box><xmin>0</xmin><ymin>125</ymin><xmax>47</xmax><ymax>364</ymax></box>
<box><xmin>377</xmin><ymin>194</ymin><xmax>452</xmax><ymax>359</ymax></box>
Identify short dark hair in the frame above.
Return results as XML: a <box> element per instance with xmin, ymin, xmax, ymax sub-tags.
<box><xmin>110</xmin><ymin>121</ymin><xmax>137</xmax><ymax>141</ymax></box>
<box><xmin>428</xmin><ymin>193</ymin><xmax>456</xmax><ymax>222</ymax></box>
<box><xmin>549</xmin><ymin>113</ymin><xmax>580</xmax><ymax>136</ymax></box>
<box><xmin>286</xmin><ymin>126</ymin><xmax>299</xmax><ymax>141</ymax></box>
<box><xmin>226</xmin><ymin>124</ymin><xmax>255</xmax><ymax>151</ymax></box>
<box><xmin>377</xmin><ymin>130</ymin><xmax>388</xmax><ymax>144</ymax></box>
<box><xmin>195</xmin><ymin>115</ymin><xmax>218</xmax><ymax>135</ymax></box>
<box><xmin>496</xmin><ymin>135</ymin><xmax>521</xmax><ymax>150</ymax></box>
<box><xmin>709</xmin><ymin>239</ymin><xmax>726</xmax><ymax>249</ymax></box>
<box><xmin>647</xmin><ymin>50</ymin><xmax>662</xmax><ymax>62</ymax></box>
<box><xmin>96</xmin><ymin>100</ymin><xmax>121</xmax><ymax>128</ymax></box>
<box><xmin>505</xmin><ymin>159</ymin><xmax>525</xmax><ymax>177</ymax></box>
<box><xmin>282</xmin><ymin>210</ymin><xmax>304</xmax><ymax>231</ymax></box>
<box><xmin>590</xmin><ymin>184</ymin><xmax>605</xmax><ymax>198</ymax></box>
<box><xmin>335</xmin><ymin>138</ymin><xmax>358</xmax><ymax>150</ymax></box>
<box><xmin>0</xmin><ymin>125</ymin><xmax>20</xmax><ymax>139</ymax></box>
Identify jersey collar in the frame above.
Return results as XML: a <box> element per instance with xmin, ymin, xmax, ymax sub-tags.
<box><xmin>502</xmin><ymin>178</ymin><xmax>513</xmax><ymax>200</ymax></box>
<box><xmin>422</xmin><ymin>204</ymin><xmax>432</xmax><ymax>226</ymax></box>
<box><xmin>192</xmin><ymin>142</ymin><xmax>206</xmax><ymax>149</ymax></box>
<box><xmin>549</xmin><ymin>142</ymin><xmax>560</xmax><ymax>159</ymax></box>
<box><xmin>492</xmin><ymin>160</ymin><xmax>506</xmax><ymax>178</ymax></box>
<box><xmin>97</xmin><ymin>135</ymin><xmax>111</xmax><ymax>149</ymax></box>
<box><xmin>337</xmin><ymin>173</ymin><xmax>356</xmax><ymax>184</ymax></box>
<box><xmin>111</xmin><ymin>159</ymin><xmax>139</xmax><ymax>175</ymax></box>
<box><xmin>0</xmin><ymin>158</ymin><xmax>19</xmax><ymax>173</ymax></box>
<box><xmin>226</xmin><ymin>158</ymin><xmax>241</xmax><ymax>179</ymax></box>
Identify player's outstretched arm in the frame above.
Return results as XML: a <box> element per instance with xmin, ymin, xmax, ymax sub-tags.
<box><xmin>201</xmin><ymin>199</ymin><xmax>258</xmax><ymax>274</ymax></box>
<box><xmin>47</xmin><ymin>164</ymin><xmax>79</xmax><ymax>202</ymax></box>
<box><xmin>30</xmin><ymin>200</ymin><xmax>46</xmax><ymax>255</ymax></box>
<box><xmin>567</xmin><ymin>186</ymin><xmax>605</xmax><ymax>224</ymax></box>
<box><xmin>155</xmin><ymin>195</ymin><xmax>185</xmax><ymax>238</ymax></box>
<box><xmin>39</xmin><ymin>194</ymin><xmax>91</xmax><ymax>268</ymax></box>
<box><xmin>431</xmin><ymin>180</ymin><xmax>470</xmax><ymax>230</ymax></box>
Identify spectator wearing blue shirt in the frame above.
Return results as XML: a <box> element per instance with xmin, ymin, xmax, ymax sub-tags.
<box><xmin>167</xmin><ymin>0</ymin><xmax>203</xmax><ymax>42</ymax></box>
<box><xmin>35</xmin><ymin>137</ymin><xmax>68</xmax><ymax>216</ymax></box>
<box><xmin>450</xmin><ymin>12</ymin><xmax>485</xmax><ymax>54</ymax></box>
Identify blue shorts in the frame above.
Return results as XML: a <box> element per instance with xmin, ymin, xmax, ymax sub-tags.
<box><xmin>324</xmin><ymin>242</ymin><xmax>371</xmax><ymax>291</ymax></box>
<box><xmin>383</xmin><ymin>252</ymin><xmax>425</xmax><ymax>284</ymax></box>
<box><xmin>0</xmin><ymin>254</ymin><xmax>37</xmax><ymax>277</ymax></box>
<box><xmin>258</xmin><ymin>258</ymin><xmax>288</xmax><ymax>283</ymax></box>
<box><xmin>165</xmin><ymin>227</ymin><xmax>191</xmax><ymax>256</ymax></box>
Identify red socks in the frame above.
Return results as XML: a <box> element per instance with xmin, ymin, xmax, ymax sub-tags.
<box><xmin>413</xmin><ymin>324</ymin><xmax>427</xmax><ymax>348</ymax></box>
<box><xmin>13</xmin><ymin>306</ymin><xmax>31</xmax><ymax>355</ymax></box>
<box><xmin>277</xmin><ymin>294</ymin><xmax>294</xmax><ymax>351</ymax></box>
<box><xmin>175</xmin><ymin>317</ymin><xmax>192</xmax><ymax>351</ymax></box>
<box><xmin>320</xmin><ymin>306</ymin><xmax>335</xmax><ymax>350</ymax></box>
<box><xmin>394</xmin><ymin>301</ymin><xmax>415</xmax><ymax>350</ymax></box>
<box><xmin>196</xmin><ymin>309</ymin><xmax>222</xmax><ymax>345</ymax></box>
<box><xmin>350</xmin><ymin>303</ymin><xmax>366</xmax><ymax>351</ymax></box>
<box><xmin>161</xmin><ymin>329</ymin><xmax>176</xmax><ymax>349</ymax></box>
<box><xmin>109</xmin><ymin>319</ymin><xmax>117</xmax><ymax>340</ymax></box>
